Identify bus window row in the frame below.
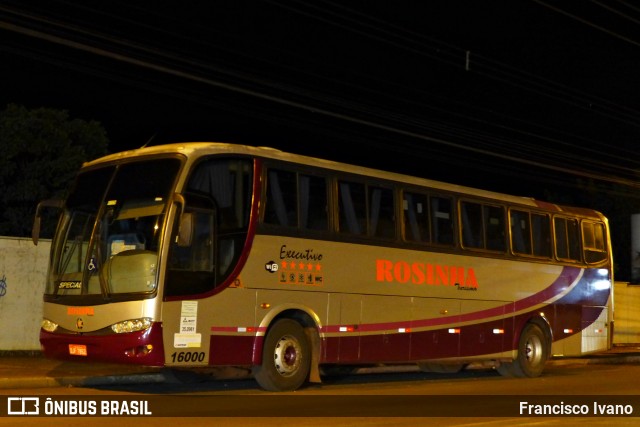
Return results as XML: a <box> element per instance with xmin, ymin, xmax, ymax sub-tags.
<box><xmin>261</xmin><ymin>165</ymin><xmax>608</xmax><ymax>265</ymax></box>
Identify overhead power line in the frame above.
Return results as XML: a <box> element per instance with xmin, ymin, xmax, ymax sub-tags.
<box><xmin>1</xmin><ymin>1</ymin><xmax>640</xmax><ymax>192</ymax></box>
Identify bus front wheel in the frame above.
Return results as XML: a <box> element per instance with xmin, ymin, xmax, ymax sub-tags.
<box><xmin>497</xmin><ymin>323</ymin><xmax>548</xmax><ymax>378</ymax></box>
<box><xmin>253</xmin><ymin>319</ymin><xmax>311</xmax><ymax>391</ymax></box>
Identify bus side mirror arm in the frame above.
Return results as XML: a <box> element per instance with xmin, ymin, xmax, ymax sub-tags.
<box><xmin>32</xmin><ymin>199</ymin><xmax>64</xmax><ymax>246</ymax></box>
<box><xmin>172</xmin><ymin>193</ymin><xmax>193</xmax><ymax>247</ymax></box>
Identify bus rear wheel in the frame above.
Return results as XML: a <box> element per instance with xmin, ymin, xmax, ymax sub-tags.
<box><xmin>497</xmin><ymin>323</ymin><xmax>548</xmax><ymax>378</ymax></box>
<box><xmin>253</xmin><ymin>319</ymin><xmax>311</xmax><ymax>391</ymax></box>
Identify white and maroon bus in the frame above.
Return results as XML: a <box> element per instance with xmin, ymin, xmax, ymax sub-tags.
<box><xmin>33</xmin><ymin>142</ymin><xmax>613</xmax><ymax>391</ymax></box>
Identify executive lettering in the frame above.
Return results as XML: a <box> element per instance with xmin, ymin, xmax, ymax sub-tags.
<box><xmin>375</xmin><ymin>259</ymin><xmax>478</xmax><ymax>288</ymax></box>
<box><xmin>279</xmin><ymin>245</ymin><xmax>323</xmax><ymax>261</ymax></box>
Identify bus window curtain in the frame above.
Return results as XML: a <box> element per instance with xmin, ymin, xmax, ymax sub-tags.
<box><xmin>339</xmin><ymin>182</ymin><xmax>361</xmax><ymax>234</ymax></box>
<box><xmin>268</xmin><ymin>171</ymin><xmax>289</xmax><ymax>226</ymax></box>
<box><xmin>299</xmin><ymin>175</ymin><xmax>310</xmax><ymax>229</ymax></box>
<box><xmin>461</xmin><ymin>203</ymin><xmax>481</xmax><ymax>248</ymax></box>
<box><xmin>189</xmin><ymin>162</ymin><xmax>232</xmax><ymax>209</ymax></box>
<box><xmin>430</xmin><ymin>197</ymin><xmax>439</xmax><ymax>243</ymax></box>
<box><xmin>404</xmin><ymin>193</ymin><xmax>421</xmax><ymax>241</ymax></box>
<box><xmin>370</xmin><ymin>188</ymin><xmax>381</xmax><ymax>236</ymax></box>
<box><xmin>511</xmin><ymin>212</ymin><xmax>529</xmax><ymax>254</ymax></box>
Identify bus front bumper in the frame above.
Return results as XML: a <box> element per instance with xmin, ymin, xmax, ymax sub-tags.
<box><xmin>39</xmin><ymin>322</ymin><xmax>165</xmax><ymax>366</ymax></box>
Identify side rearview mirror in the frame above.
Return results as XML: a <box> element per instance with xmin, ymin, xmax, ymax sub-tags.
<box><xmin>32</xmin><ymin>199</ymin><xmax>64</xmax><ymax>246</ymax></box>
<box><xmin>171</xmin><ymin>193</ymin><xmax>192</xmax><ymax>247</ymax></box>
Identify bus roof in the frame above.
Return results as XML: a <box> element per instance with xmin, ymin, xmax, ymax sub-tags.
<box><xmin>84</xmin><ymin>142</ymin><xmax>604</xmax><ymax>218</ymax></box>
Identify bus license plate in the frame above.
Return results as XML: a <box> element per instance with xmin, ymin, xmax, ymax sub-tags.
<box><xmin>69</xmin><ymin>344</ymin><xmax>88</xmax><ymax>356</ymax></box>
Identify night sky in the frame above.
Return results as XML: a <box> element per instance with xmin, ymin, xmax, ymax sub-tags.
<box><xmin>2</xmin><ymin>2</ymin><xmax>640</xmax><ymax>207</ymax></box>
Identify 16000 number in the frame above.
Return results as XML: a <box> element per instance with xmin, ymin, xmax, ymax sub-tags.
<box><xmin>170</xmin><ymin>351</ymin><xmax>206</xmax><ymax>363</ymax></box>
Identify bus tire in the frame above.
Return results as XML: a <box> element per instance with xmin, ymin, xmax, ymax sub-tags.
<box><xmin>497</xmin><ymin>323</ymin><xmax>548</xmax><ymax>378</ymax></box>
<box><xmin>253</xmin><ymin>319</ymin><xmax>311</xmax><ymax>392</ymax></box>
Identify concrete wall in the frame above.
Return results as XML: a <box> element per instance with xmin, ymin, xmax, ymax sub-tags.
<box><xmin>0</xmin><ymin>237</ymin><xmax>50</xmax><ymax>351</ymax></box>
<box><xmin>613</xmin><ymin>281</ymin><xmax>640</xmax><ymax>345</ymax></box>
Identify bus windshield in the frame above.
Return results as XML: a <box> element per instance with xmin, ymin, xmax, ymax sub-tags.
<box><xmin>46</xmin><ymin>158</ymin><xmax>182</xmax><ymax>298</ymax></box>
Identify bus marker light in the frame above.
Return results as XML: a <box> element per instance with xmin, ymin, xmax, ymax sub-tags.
<box><xmin>339</xmin><ymin>326</ymin><xmax>355</xmax><ymax>332</ymax></box>
<box><xmin>563</xmin><ymin>329</ymin><xmax>574</xmax><ymax>334</ymax></box>
<box><xmin>260</xmin><ymin>303</ymin><xmax>271</xmax><ymax>309</ymax></box>
<box><xmin>125</xmin><ymin>344</ymin><xmax>153</xmax><ymax>358</ymax></box>
<box><xmin>492</xmin><ymin>329</ymin><xmax>504</xmax><ymax>334</ymax></box>
<box><xmin>398</xmin><ymin>328</ymin><xmax>411</xmax><ymax>333</ymax></box>
<box><xmin>237</xmin><ymin>327</ymin><xmax>256</xmax><ymax>333</ymax></box>
<box><xmin>448</xmin><ymin>328</ymin><xmax>461</xmax><ymax>334</ymax></box>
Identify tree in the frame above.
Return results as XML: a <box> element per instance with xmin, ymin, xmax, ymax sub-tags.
<box><xmin>0</xmin><ymin>104</ymin><xmax>109</xmax><ymax>237</ymax></box>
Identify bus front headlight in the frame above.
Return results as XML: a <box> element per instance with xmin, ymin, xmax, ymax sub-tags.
<box><xmin>111</xmin><ymin>318</ymin><xmax>152</xmax><ymax>334</ymax></box>
<box><xmin>41</xmin><ymin>318</ymin><xmax>58</xmax><ymax>333</ymax></box>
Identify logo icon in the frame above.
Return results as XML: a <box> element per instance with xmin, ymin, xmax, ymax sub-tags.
<box><xmin>265</xmin><ymin>261</ymin><xmax>279</xmax><ymax>273</ymax></box>
<box><xmin>7</xmin><ymin>397</ymin><xmax>40</xmax><ymax>415</ymax></box>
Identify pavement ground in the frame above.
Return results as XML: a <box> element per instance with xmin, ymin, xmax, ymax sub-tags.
<box><xmin>1</xmin><ymin>345</ymin><xmax>639</xmax><ymax>390</ymax></box>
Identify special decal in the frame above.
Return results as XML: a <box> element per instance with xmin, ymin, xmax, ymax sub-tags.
<box><xmin>58</xmin><ymin>281</ymin><xmax>82</xmax><ymax>289</ymax></box>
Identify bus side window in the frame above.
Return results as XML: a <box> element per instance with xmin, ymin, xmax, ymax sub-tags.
<box><xmin>484</xmin><ymin>205</ymin><xmax>506</xmax><ymax>251</ymax></box>
<box><xmin>403</xmin><ymin>192</ymin><xmax>429</xmax><ymax>242</ymax></box>
<box><xmin>188</xmin><ymin>159</ymin><xmax>251</xmax><ymax>230</ymax></box>
<box><xmin>369</xmin><ymin>186</ymin><xmax>395</xmax><ymax>238</ymax></box>
<box><xmin>510</xmin><ymin>209</ymin><xmax>531</xmax><ymax>254</ymax></box>
<box><xmin>555</xmin><ymin>217</ymin><xmax>581</xmax><ymax>262</ymax></box>
<box><xmin>461</xmin><ymin>201</ymin><xmax>483</xmax><ymax>248</ymax></box>
<box><xmin>461</xmin><ymin>201</ymin><xmax>505</xmax><ymax>251</ymax></box>
<box><xmin>265</xmin><ymin>169</ymin><xmax>297</xmax><ymax>227</ymax></box>
<box><xmin>166</xmin><ymin>206</ymin><xmax>217</xmax><ymax>297</ymax></box>
<box><xmin>192</xmin><ymin>212</ymin><xmax>215</xmax><ymax>271</ymax></box>
<box><xmin>300</xmin><ymin>174</ymin><xmax>328</xmax><ymax>231</ymax></box>
<box><xmin>431</xmin><ymin>196</ymin><xmax>453</xmax><ymax>245</ymax></box>
<box><xmin>339</xmin><ymin>181</ymin><xmax>366</xmax><ymax>235</ymax></box>
<box><xmin>531</xmin><ymin>213</ymin><xmax>551</xmax><ymax>257</ymax></box>
<box><xmin>583</xmin><ymin>221</ymin><xmax>607</xmax><ymax>263</ymax></box>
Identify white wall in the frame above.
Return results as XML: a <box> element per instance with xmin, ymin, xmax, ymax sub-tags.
<box><xmin>0</xmin><ymin>237</ymin><xmax>50</xmax><ymax>351</ymax></box>
<box><xmin>613</xmin><ymin>282</ymin><xmax>640</xmax><ymax>345</ymax></box>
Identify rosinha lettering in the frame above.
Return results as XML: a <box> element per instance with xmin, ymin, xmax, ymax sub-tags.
<box><xmin>376</xmin><ymin>259</ymin><xmax>478</xmax><ymax>288</ymax></box>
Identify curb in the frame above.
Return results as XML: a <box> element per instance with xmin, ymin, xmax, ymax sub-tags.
<box><xmin>0</xmin><ymin>372</ymin><xmax>168</xmax><ymax>390</ymax></box>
